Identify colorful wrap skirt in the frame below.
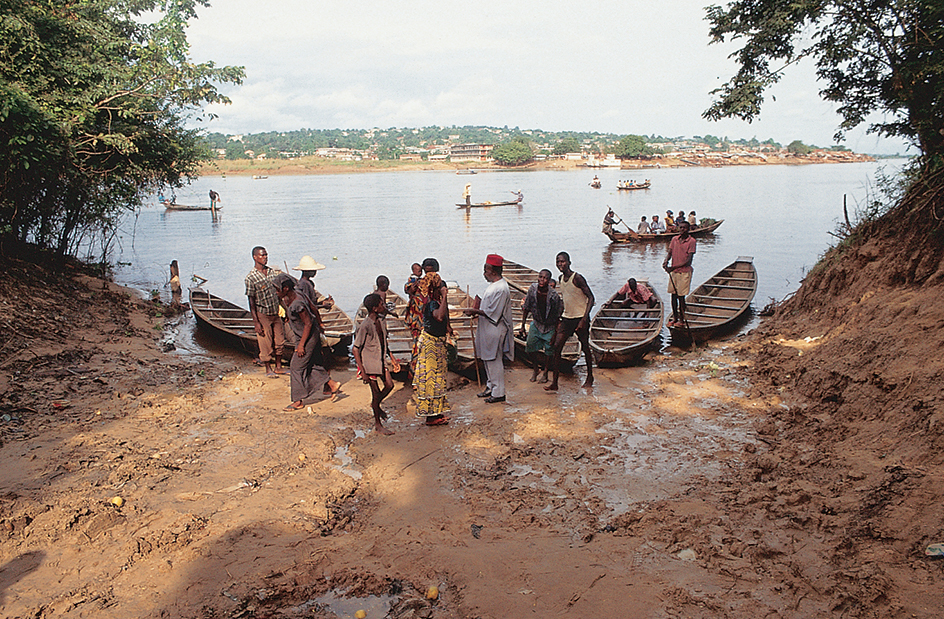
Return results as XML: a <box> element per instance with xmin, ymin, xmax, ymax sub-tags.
<box><xmin>412</xmin><ymin>330</ymin><xmax>450</xmax><ymax>418</ymax></box>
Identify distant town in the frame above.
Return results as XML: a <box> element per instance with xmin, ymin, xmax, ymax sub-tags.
<box><xmin>203</xmin><ymin>126</ymin><xmax>881</xmax><ymax>169</ymax></box>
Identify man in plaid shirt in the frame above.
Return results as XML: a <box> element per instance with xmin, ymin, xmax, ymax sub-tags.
<box><xmin>245</xmin><ymin>246</ymin><xmax>286</xmax><ymax>376</ymax></box>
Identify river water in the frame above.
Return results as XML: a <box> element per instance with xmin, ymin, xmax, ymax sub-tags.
<box><xmin>113</xmin><ymin>160</ymin><xmax>903</xmax><ymax>349</ymax></box>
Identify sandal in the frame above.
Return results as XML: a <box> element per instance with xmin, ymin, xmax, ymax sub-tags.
<box><xmin>425</xmin><ymin>416</ymin><xmax>449</xmax><ymax>426</ymax></box>
<box><xmin>283</xmin><ymin>402</ymin><xmax>304</xmax><ymax>411</ymax></box>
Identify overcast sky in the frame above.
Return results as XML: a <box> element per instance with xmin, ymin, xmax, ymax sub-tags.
<box><xmin>185</xmin><ymin>0</ymin><xmax>910</xmax><ymax>155</ymax></box>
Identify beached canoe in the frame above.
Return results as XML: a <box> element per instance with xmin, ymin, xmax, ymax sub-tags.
<box><xmin>455</xmin><ymin>199</ymin><xmax>521</xmax><ymax>208</ymax></box>
<box><xmin>589</xmin><ymin>282</ymin><xmax>663</xmax><ymax>367</ymax></box>
<box><xmin>163</xmin><ymin>202</ymin><xmax>221</xmax><ymax>211</ymax></box>
<box><xmin>353</xmin><ymin>290</ymin><xmax>413</xmax><ymax>368</ymax></box>
<box><xmin>668</xmin><ymin>256</ymin><xmax>757</xmax><ymax>344</ymax></box>
<box><xmin>604</xmin><ymin>219</ymin><xmax>723</xmax><ymax>243</ymax></box>
<box><xmin>189</xmin><ymin>286</ymin><xmax>354</xmax><ymax>359</ymax></box>
<box><xmin>616</xmin><ymin>181</ymin><xmax>651</xmax><ymax>190</ymax></box>
<box><xmin>500</xmin><ymin>259</ymin><xmax>582</xmax><ymax>369</ymax></box>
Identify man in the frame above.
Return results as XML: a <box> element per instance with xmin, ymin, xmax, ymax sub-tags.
<box><xmin>637</xmin><ymin>216</ymin><xmax>651</xmax><ymax>234</ymax></box>
<box><xmin>602</xmin><ymin>208</ymin><xmax>617</xmax><ymax>234</ymax></box>
<box><xmin>545</xmin><ymin>252</ymin><xmax>595</xmax><ymax>391</ymax></box>
<box><xmin>615</xmin><ymin>277</ymin><xmax>657</xmax><ymax>309</ymax></box>
<box><xmin>518</xmin><ymin>269</ymin><xmax>562</xmax><ymax>383</ymax></box>
<box><xmin>464</xmin><ymin>254</ymin><xmax>514</xmax><ymax>403</ymax></box>
<box><xmin>245</xmin><ymin>246</ymin><xmax>286</xmax><ymax>377</ymax></box>
<box><xmin>209</xmin><ymin>189</ymin><xmax>220</xmax><ymax>212</ymax></box>
<box><xmin>663</xmin><ymin>221</ymin><xmax>696</xmax><ymax>327</ymax></box>
<box><xmin>462</xmin><ymin>183</ymin><xmax>472</xmax><ymax>207</ymax></box>
<box><xmin>650</xmin><ymin>214</ymin><xmax>665</xmax><ymax>234</ymax></box>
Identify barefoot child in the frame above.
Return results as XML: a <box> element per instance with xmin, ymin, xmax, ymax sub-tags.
<box><xmin>353</xmin><ymin>293</ymin><xmax>398</xmax><ymax>435</ymax></box>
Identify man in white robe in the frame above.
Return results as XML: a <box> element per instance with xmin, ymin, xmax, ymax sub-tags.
<box><xmin>465</xmin><ymin>254</ymin><xmax>514</xmax><ymax>403</ymax></box>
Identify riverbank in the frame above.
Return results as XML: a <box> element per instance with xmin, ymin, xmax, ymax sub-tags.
<box><xmin>1</xmin><ymin>230</ymin><xmax>941</xmax><ymax>617</ymax></box>
<box><xmin>200</xmin><ymin>151</ymin><xmax>876</xmax><ymax>177</ymax></box>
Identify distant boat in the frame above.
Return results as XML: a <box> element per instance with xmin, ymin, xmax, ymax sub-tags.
<box><xmin>456</xmin><ymin>169</ymin><xmax>477</xmax><ymax>175</ymax></box>
<box><xmin>589</xmin><ymin>282</ymin><xmax>663</xmax><ymax>367</ymax></box>
<box><xmin>164</xmin><ymin>202</ymin><xmax>221</xmax><ymax>211</ymax></box>
<box><xmin>605</xmin><ymin>219</ymin><xmax>723</xmax><ymax>243</ymax></box>
<box><xmin>616</xmin><ymin>181</ymin><xmax>651</xmax><ymax>190</ymax></box>
<box><xmin>252</xmin><ymin>175</ymin><xmax>268</xmax><ymax>179</ymax></box>
<box><xmin>668</xmin><ymin>257</ymin><xmax>757</xmax><ymax>344</ymax></box>
<box><xmin>590</xmin><ymin>180</ymin><xmax>602</xmax><ymax>189</ymax></box>
<box><xmin>456</xmin><ymin>200</ymin><xmax>520</xmax><ymax>208</ymax></box>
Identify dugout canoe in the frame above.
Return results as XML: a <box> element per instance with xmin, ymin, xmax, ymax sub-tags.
<box><xmin>501</xmin><ymin>258</ymin><xmax>582</xmax><ymax>370</ymax></box>
<box><xmin>189</xmin><ymin>286</ymin><xmax>353</xmax><ymax>359</ymax></box>
<box><xmin>604</xmin><ymin>219</ymin><xmax>723</xmax><ymax>243</ymax></box>
<box><xmin>353</xmin><ymin>289</ymin><xmax>413</xmax><ymax>369</ymax></box>
<box><xmin>667</xmin><ymin>256</ymin><xmax>757</xmax><ymax>344</ymax></box>
<box><xmin>616</xmin><ymin>181</ymin><xmax>651</xmax><ymax>190</ymax></box>
<box><xmin>163</xmin><ymin>202</ymin><xmax>222</xmax><ymax>211</ymax></box>
<box><xmin>589</xmin><ymin>282</ymin><xmax>663</xmax><ymax>367</ymax></box>
<box><xmin>455</xmin><ymin>199</ymin><xmax>521</xmax><ymax>208</ymax></box>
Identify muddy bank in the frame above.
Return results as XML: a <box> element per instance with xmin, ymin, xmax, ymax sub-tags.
<box><xmin>0</xmin><ymin>250</ymin><xmax>941</xmax><ymax>618</ymax></box>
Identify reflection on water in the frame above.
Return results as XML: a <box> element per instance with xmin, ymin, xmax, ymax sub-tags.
<box><xmin>115</xmin><ymin>162</ymin><xmax>902</xmax><ymax>345</ymax></box>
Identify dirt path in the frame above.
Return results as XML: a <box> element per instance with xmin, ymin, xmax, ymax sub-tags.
<box><xmin>1</xmin><ymin>265</ymin><xmax>941</xmax><ymax>618</ymax></box>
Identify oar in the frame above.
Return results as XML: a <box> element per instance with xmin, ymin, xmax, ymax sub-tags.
<box><xmin>467</xmin><ymin>285</ymin><xmax>482</xmax><ymax>387</ymax></box>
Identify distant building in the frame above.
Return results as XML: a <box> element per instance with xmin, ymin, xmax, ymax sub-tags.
<box><xmin>398</xmin><ymin>153</ymin><xmax>422</xmax><ymax>161</ymax></box>
<box><xmin>449</xmin><ymin>143</ymin><xmax>493</xmax><ymax>162</ymax></box>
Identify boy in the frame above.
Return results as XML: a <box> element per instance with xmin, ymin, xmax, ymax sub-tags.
<box><xmin>353</xmin><ymin>293</ymin><xmax>399</xmax><ymax>435</ymax></box>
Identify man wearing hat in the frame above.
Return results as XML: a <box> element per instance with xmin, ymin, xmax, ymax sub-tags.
<box><xmin>464</xmin><ymin>254</ymin><xmax>514</xmax><ymax>403</ymax></box>
<box><xmin>246</xmin><ymin>246</ymin><xmax>286</xmax><ymax>377</ymax></box>
<box><xmin>293</xmin><ymin>255</ymin><xmax>332</xmax><ymax>318</ymax></box>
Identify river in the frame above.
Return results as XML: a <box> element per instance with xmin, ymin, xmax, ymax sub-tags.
<box><xmin>113</xmin><ymin>160</ymin><xmax>904</xmax><ymax>352</ymax></box>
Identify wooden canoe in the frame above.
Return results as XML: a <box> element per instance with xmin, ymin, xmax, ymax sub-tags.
<box><xmin>164</xmin><ymin>203</ymin><xmax>221</xmax><ymax>211</ymax></box>
<box><xmin>605</xmin><ymin>219</ymin><xmax>723</xmax><ymax>243</ymax></box>
<box><xmin>668</xmin><ymin>257</ymin><xmax>757</xmax><ymax>344</ymax></box>
<box><xmin>500</xmin><ymin>259</ymin><xmax>582</xmax><ymax>369</ymax></box>
<box><xmin>589</xmin><ymin>282</ymin><xmax>663</xmax><ymax>367</ymax></box>
<box><xmin>190</xmin><ymin>286</ymin><xmax>354</xmax><ymax>360</ymax></box>
<box><xmin>353</xmin><ymin>290</ymin><xmax>413</xmax><ymax>369</ymax></box>
<box><xmin>616</xmin><ymin>181</ymin><xmax>651</xmax><ymax>190</ymax></box>
<box><xmin>455</xmin><ymin>199</ymin><xmax>521</xmax><ymax>208</ymax></box>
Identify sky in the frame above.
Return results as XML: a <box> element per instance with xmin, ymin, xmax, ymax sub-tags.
<box><xmin>185</xmin><ymin>0</ymin><xmax>910</xmax><ymax>155</ymax></box>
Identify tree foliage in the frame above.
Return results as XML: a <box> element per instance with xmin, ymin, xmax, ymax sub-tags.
<box><xmin>491</xmin><ymin>137</ymin><xmax>534</xmax><ymax>166</ymax></box>
<box><xmin>787</xmin><ymin>140</ymin><xmax>812</xmax><ymax>155</ymax></box>
<box><xmin>0</xmin><ymin>0</ymin><xmax>244</xmax><ymax>258</ymax></box>
<box><xmin>553</xmin><ymin>136</ymin><xmax>582</xmax><ymax>155</ymax></box>
<box><xmin>612</xmin><ymin>134</ymin><xmax>655</xmax><ymax>159</ymax></box>
<box><xmin>704</xmin><ymin>0</ymin><xmax>944</xmax><ymax>168</ymax></box>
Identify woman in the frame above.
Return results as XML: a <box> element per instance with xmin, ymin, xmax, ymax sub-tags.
<box><xmin>412</xmin><ymin>272</ymin><xmax>450</xmax><ymax>426</ymax></box>
<box><xmin>404</xmin><ymin>258</ymin><xmax>441</xmax><ymax>373</ymax></box>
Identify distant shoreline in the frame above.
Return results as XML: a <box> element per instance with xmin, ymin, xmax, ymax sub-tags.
<box><xmin>198</xmin><ymin>152</ymin><xmax>876</xmax><ymax>177</ymax></box>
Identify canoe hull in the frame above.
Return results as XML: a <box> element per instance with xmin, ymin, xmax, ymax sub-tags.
<box><xmin>164</xmin><ymin>203</ymin><xmax>221</xmax><ymax>211</ymax></box>
<box><xmin>606</xmin><ymin>219</ymin><xmax>723</xmax><ymax>243</ymax></box>
<box><xmin>589</xmin><ymin>283</ymin><xmax>664</xmax><ymax>367</ymax></box>
<box><xmin>456</xmin><ymin>200</ymin><xmax>521</xmax><ymax>208</ymax></box>
<box><xmin>668</xmin><ymin>257</ymin><xmax>756</xmax><ymax>344</ymax></box>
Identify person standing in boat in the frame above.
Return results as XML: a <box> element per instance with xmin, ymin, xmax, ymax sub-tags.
<box><xmin>545</xmin><ymin>252</ymin><xmax>595</xmax><ymax>392</ymax></box>
<box><xmin>246</xmin><ymin>246</ymin><xmax>286</xmax><ymax>377</ymax></box>
<box><xmin>602</xmin><ymin>208</ymin><xmax>617</xmax><ymax>234</ymax></box>
<box><xmin>518</xmin><ymin>268</ymin><xmax>562</xmax><ymax>384</ymax></box>
<box><xmin>464</xmin><ymin>254</ymin><xmax>514</xmax><ymax>404</ymax></box>
<box><xmin>462</xmin><ymin>183</ymin><xmax>472</xmax><ymax>207</ymax></box>
<box><xmin>637</xmin><ymin>216</ymin><xmax>651</xmax><ymax>234</ymax></box>
<box><xmin>209</xmin><ymin>189</ymin><xmax>220</xmax><ymax>212</ymax></box>
<box><xmin>274</xmin><ymin>274</ymin><xmax>340</xmax><ymax>411</ymax></box>
<box><xmin>663</xmin><ymin>221</ymin><xmax>696</xmax><ymax>328</ymax></box>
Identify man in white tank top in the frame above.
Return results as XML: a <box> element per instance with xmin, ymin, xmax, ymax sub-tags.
<box><xmin>545</xmin><ymin>251</ymin><xmax>595</xmax><ymax>391</ymax></box>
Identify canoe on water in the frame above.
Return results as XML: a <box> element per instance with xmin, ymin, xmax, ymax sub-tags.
<box><xmin>616</xmin><ymin>181</ymin><xmax>651</xmax><ymax>190</ymax></box>
<box><xmin>190</xmin><ymin>286</ymin><xmax>354</xmax><ymax>360</ymax></box>
<box><xmin>353</xmin><ymin>289</ymin><xmax>413</xmax><ymax>369</ymax></box>
<box><xmin>589</xmin><ymin>282</ymin><xmax>663</xmax><ymax>367</ymax></box>
<box><xmin>163</xmin><ymin>202</ymin><xmax>221</xmax><ymax>211</ymax></box>
<box><xmin>456</xmin><ymin>200</ymin><xmax>521</xmax><ymax>208</ymax></box>
<box><xmin>604</xmin><ymin>219</ymin><xmax>723</xmax><ymax>243</ymax></box>
<box><xmin>501</xmin><ymin>259</ymin><xmax>582</xmax><ymax>370</ymax></box>
<box><xmin>668</xmin><ymin>256</ymin><xmax>757</xmax><ymax>344</ymax></box>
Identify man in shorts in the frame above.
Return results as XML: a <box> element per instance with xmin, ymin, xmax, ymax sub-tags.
<box><xmin>518</xmin><ymin>269</ymin><xmax>562</xmax><ymax>383</ymax></box>
<box><xmin>546</xmin><ymin>252</ymin><xmax>595</xmax><ymax>391</ymax></box>
<box><xmin>663</xmin><ymin>221</ymin><xmax>696</xmax><ymax>327</ymax></box>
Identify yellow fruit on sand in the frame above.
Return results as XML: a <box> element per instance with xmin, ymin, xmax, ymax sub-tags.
<box><xmin>110</xmin><ymin>496</ymin><xmax>124</xmax><ymax>507</ymax></box>
<box><xmin>426</xmin><ymin>585</ymin><xmax>439</xmax><ymax>600</ymax></box>
<box><xmin>355</xmin><ymin>610</ymin><xmax>366</xmax><ymax>619</ymax></box>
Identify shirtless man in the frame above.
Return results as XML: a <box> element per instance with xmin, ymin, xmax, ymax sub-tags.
<box><xmin>546</xmin><ymin>252</ymin><xmax>595</xmax><ymax>391</ymax></box>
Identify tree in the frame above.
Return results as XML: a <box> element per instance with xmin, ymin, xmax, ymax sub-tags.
<box><xmin>787</xmin><ymin>140</ymin><xmax>812</xmax><ymax>155</ymax></box>
<box><xmin>491</xmin><ymin>137</ymin><xmax>534</xmax><ymax>166</ymax></box>
<box><xmin>0</xmin><ymin>0</ymin><xmax>244</xmax><ymax>258</ymax></box>
<box><xmin>553</xmin><ymin>136</ymin><xmax>582</xmax><ymax>155</ymax></box>
<box><xmin>613</xmin><ymin>134</ymin><xmax>654</xmax><ymax>159</ymax></box>
<box><xmin>704</xmin><ymin>0</ymin><xmax>944</xmax><ymax>169</ymax></box>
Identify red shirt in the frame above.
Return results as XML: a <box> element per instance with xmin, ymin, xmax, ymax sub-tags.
<box><xmin>668</xmin><ymin>235</ymin><xmax>696</xmax><ymax>273</ymax></box>
<box><xmin>617</xmin><ymin>281</ymin><xmax>652</xmax><ymax>304</ymax></box>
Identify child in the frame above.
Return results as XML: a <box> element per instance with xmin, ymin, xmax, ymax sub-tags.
<box><xmin>375</xmin><ymin>275</ymin><xmax>397</xmax><ymax>316</ymax></box>
<box><xmin>353</xmin><ymin>293</ymin><xmax>399</xmax><ymax>435</ymax></box>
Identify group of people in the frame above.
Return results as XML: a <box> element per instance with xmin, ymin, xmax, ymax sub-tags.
<box><xmin>636</xmin><ymin>209</ymin><xmax>699</xmax><ymax>235</ymax></box>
